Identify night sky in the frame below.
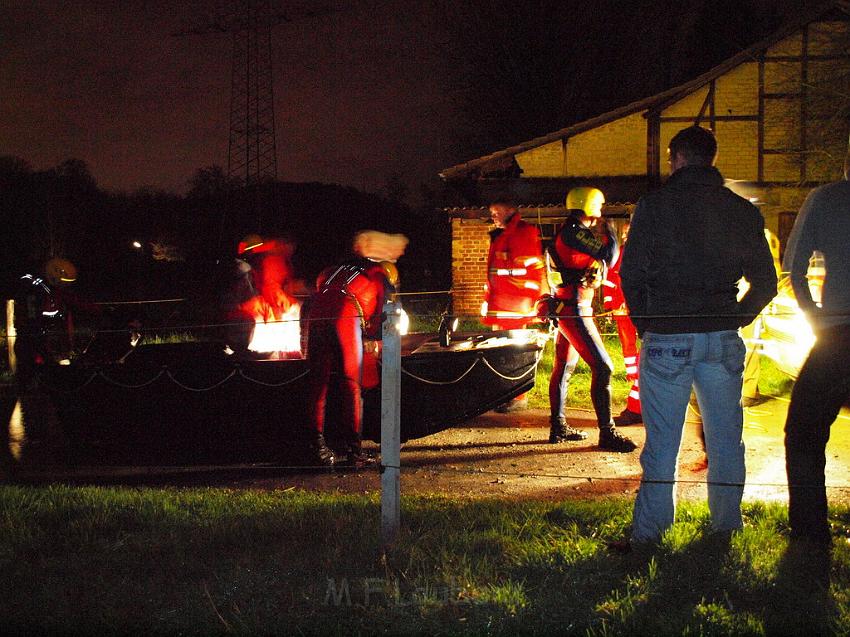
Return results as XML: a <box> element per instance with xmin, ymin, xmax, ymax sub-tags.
<box><xmin>0</xmin><ymin>0</ymin><xmax>816</xmax><ymax>199</ymax></box>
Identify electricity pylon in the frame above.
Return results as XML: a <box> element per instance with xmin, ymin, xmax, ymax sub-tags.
<box><xmin>226</xmin><ymin>0</ymin><xmax>278</xmax><ymax>189</ymax></box>
<box><xmin>175</xmin><ymin>1</ymin><xmax>338</xmax><ymax>229</ymax></box>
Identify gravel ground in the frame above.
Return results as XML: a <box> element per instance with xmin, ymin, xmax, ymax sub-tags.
<box><xmin>214</xmin><ymin>397</ymin><xmax>850</xmax><ymax>506</ymax></box>
<box><xmin>7</xmin><ymin>395</ymin><xmax>850</xmax><ymax>508</ymax></box>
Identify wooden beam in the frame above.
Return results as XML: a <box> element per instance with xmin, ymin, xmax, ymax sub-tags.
<box><xmin>759</xmin><ymin>53</ymin><xmax>765</xmax><ymax>182</ymax></box>
<box><xmin>659</xmin><ymin>115</ymin><xmax>759</xmax><ymax>122</ymax></box>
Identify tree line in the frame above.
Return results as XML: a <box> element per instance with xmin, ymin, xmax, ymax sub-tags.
<box><xmin>0</xmin><ymin>157</ymin><xmax>452</xmax><ymax>305</ymax></box>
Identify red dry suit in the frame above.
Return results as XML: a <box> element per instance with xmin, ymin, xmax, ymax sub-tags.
<box><xmin>482</xmin><ymin>212</ymin><xmax>546</xmax><ymax>329</ymax></box>
<box><xmin>545</xmin><ymin>212</ymin><xmax>619</xmax><ymax>428</ymax></box>
<box><xmin>603</xmin><ymin>243</ymin><xmax>641</xmax><ymax>415</ymax></box>
<box><xmin>242</xmin><ymin>238</ymin><xmax>298</xmax><ymax>327</ymax></box>
<box><xmin>305</xmin><ymin>259</ymin><xmax>394</xmax><ymax>445</ymax></box>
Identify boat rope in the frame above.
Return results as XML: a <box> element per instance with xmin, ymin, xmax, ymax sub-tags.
<box><xmin>480</xmin><ymin>347</ymin><xmax>544</xmax><ymax>381</ymax></box>
<box><xmin>165</xmin><ymin>369</ymin><xmax>238</xmax><ymax>392</ymax></box>
<box><xmin>97</xmin><ymin>368</ymin><xmax>168</xmax><ymax>389</ymax></box>
<box><xmin>400</xmin><ymin>346</ymin><xmax>543</xmax><ymax>385</ymax></box>
<box><xmin>38</xmin><ymin>352</ymin><xmax>540</xmax><ymax>393</ymax></box>
<box><xmin>237</xmin><ymin>366</ymin><xmax>311</xmax><ymax>387</ymax></box>
<box><xmin>40</xmin><ymin>368</ymin><xmax>168</xmax><ymax>392</ymax></box>
<box><xmin>400</xmin><ymin>357</ymin><xmax>481</xmax><ymax>385</ymax></box>
<box><xmin>38</xmin><ymin>345</ymin><xmax>542</xmax><ymax>392</ymax></box>
<box><xmin>38</xmin><ymin>366</ymin><xmax>309</xmax><ymax>393</ymax></box>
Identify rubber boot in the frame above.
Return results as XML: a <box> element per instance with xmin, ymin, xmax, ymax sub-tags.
<box><xmin>310</xmin><ymin>432</ymin><xmax>335</xmax><ymax>467</ymax></box>
<box><xmin>548</xmin><ymin>417</ymin><xmax>588</xmax><ymax>443</ymax></box>
<box><xmin>598</xmin><ymin>426</ymin><xmax>637</xmax><ymax>453</ymax></box>
<box><xmin>342</xmin><ymin>437</ymin><xmax>377</xmax><ymax>469</ymax></box>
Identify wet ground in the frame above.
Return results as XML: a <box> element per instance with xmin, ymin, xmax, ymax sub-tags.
<box><xmin>4</xmin><ymin>383</ymin><xmax>850</xmax><ymax>505</ymax></box>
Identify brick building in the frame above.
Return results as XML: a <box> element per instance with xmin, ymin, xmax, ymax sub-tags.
<box><xmin>440</xmin><ymin>1</ymin><xmax>850</xmax><ymax>318</ymax></box>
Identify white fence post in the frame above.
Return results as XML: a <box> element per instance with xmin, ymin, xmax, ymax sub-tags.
<box><xmin>380</xmin><ymin>300</ymin><xmax>401</xmax><ymax>545</ymax></box>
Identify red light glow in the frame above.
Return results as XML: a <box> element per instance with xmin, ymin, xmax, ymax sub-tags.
<box><xmin>243</xmin><ymin>295</ymin><xmax>303</xmax><ymax>359</ymax></box>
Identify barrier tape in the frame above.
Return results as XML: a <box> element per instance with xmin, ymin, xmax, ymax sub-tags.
<box><xmin>1</xmin><ymin>302</ymin><xmax>816</xmax><ymax>341</ymax></box>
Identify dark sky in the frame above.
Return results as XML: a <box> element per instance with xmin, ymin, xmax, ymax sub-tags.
<box><xmin>1</xmin><ymin>0</ymin><xmax>457</xmax><ymax>196</ymax></box>
<box><xmin>0</xmin><ymin>0</ymin><xmax>815</xmax><ymax>198</ymax></box>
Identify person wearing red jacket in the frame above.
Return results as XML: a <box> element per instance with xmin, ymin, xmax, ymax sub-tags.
<box><xmin>482</xmin><ymin>198</ymin><xmax>547</xmax><ymax>412</ymax></box>
<box><xmin>602</xmin><ymin>220</ymin><xmax>643</xmax><ymax>426</ymax></box>
<box><xmin>304</xmin><ymin>231</ymin><xmax>407</xmax><ymax>467</ymax></box>
<box><xmin>539</xmin><ymin>187</ymin><xmax>637</xmax><ymax>452</ymax></box>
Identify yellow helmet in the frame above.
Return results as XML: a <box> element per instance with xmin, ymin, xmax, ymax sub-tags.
<box><xmin>44</xmin><ymin>257</ymin><xmax>77</xmax><ymax>286</ymax></box>
<box><xmin>379</xmin><ymin>261</ymin><xmax>399</xmax><ymax>288</ymax></box>
<box><xmin>566</xmin><ymin>187</ymin><xmax>605</xmax><ymax>218</ymax></box>
<box><xmin>238</xmin><ymin>233</ymin><xmax>264</xmax><ymax>255</ymax></box>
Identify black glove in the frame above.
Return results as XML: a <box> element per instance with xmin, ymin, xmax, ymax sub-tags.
<box><xmin>536</xmin><ymin>295</ymin><xmax>559</xmax><ymax>327</ymax></box>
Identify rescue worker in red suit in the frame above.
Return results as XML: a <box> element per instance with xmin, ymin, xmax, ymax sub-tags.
<box><xmin>538</xmin><ymin>187</ymin><xmax>637</xmax><ymax>452</ymax></box>
<box><xmin>305</xmin><ymin>231</ymin><xmax>408</xmax><ymax>467</ymax></box>
<box><xmin>482</xmin><ymin>198</ymin><xmax>547</xmax><ymax>412</ymax></box>
<box><xmin>602</xmin><ymin>219</ymin><xmax>643</xmax><ymax>425</ymax></box>
<box><xmin>220</xmin><ymin>235</ymin><xmax>263</xmax><ymax>353</ymax></box>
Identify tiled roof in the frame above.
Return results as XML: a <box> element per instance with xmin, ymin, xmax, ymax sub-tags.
<box><xmin>442</xmin><ymin>203</ymin><xmax>636</xmax><ymax>218</ymax></box>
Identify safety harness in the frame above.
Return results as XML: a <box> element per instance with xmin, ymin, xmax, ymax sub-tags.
<box><xmin>545</xmin><ymin>231</ymin><xmax>605</xmax><ymax>290</ymax></box>
<box><xmin>320</xmin><ymin>263</ymin><xmax>371</xmax><ymax>333</ymax></box>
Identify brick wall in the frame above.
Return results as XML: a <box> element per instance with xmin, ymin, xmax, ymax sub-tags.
<box><xmin>769</xmin><ymin>33</ymin><xmax>802</xmax><ymax>56</ymax></box>
<box><xmin>516</xmin><ymin>140</ymin><xmax>565</xmax><ymax>177</ymax></box>
<box><xmin>563</xmin><ymin>113</ymin><xmax>646</xmax><ymax>176</ymax></box>
<box><xmin>715</xmin><ymin>120</ymin><xmax>759</xmax><ymax>180</ymax></box>
<box><xmin>451</xmin><ymin>218</ymin><xmax>490</xmax><ymax>319</ymax></box>
<box><xmin>664</xmin><ymin>86</ymin><xmax>709</xmax><ymax>117</ymax></box>
<box><xmin>714</xmin><ymin>63</ymin><xmax>759</xmax><ymax>115</ymax></box>
<box><xmin>808</xmin><ymin>21</ymin><xmax>850</xmax><ymax>54</ymax></box>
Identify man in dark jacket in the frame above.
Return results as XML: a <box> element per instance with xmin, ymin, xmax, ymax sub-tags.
<box><xmin>620</xmin><ymin>126</ymin><xmax>777</xmax><ymax>544</ymax></box>
<box><xmin>783</xmin><ymin>151</ymin><xmax>850</xmax><ymax>546</ymax></box>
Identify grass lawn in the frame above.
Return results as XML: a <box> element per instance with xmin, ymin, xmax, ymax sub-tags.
<box><xmin>0</xmin><ymin>320</ymin><xmax>807</xmax><ymax>635</ymax></box>
<box><xmin>0</xmin><ymin>485</ymin><xmax>845</xmax><ymax>635</ymax></box>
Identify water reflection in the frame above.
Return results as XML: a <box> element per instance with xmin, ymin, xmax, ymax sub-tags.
<box><xmin>1</xmin><ymin>383</ymin><xmax>296</xmax><ymax>471</ymax></box>
<box><xmin>8</xmin><ymin>398</ymin><xmax>24</xmax><ymax>461</ymax></box>
<box><xmin>1</xmin><ymin>386</ymin><xmax>69</xmax><ymax>473</ymax></box>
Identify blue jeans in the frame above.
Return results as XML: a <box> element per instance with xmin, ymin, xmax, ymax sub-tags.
<box><xmin>632</xmin><ymin>330</ymin><xmax>746</xmax><ymax>542</ymax></box>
